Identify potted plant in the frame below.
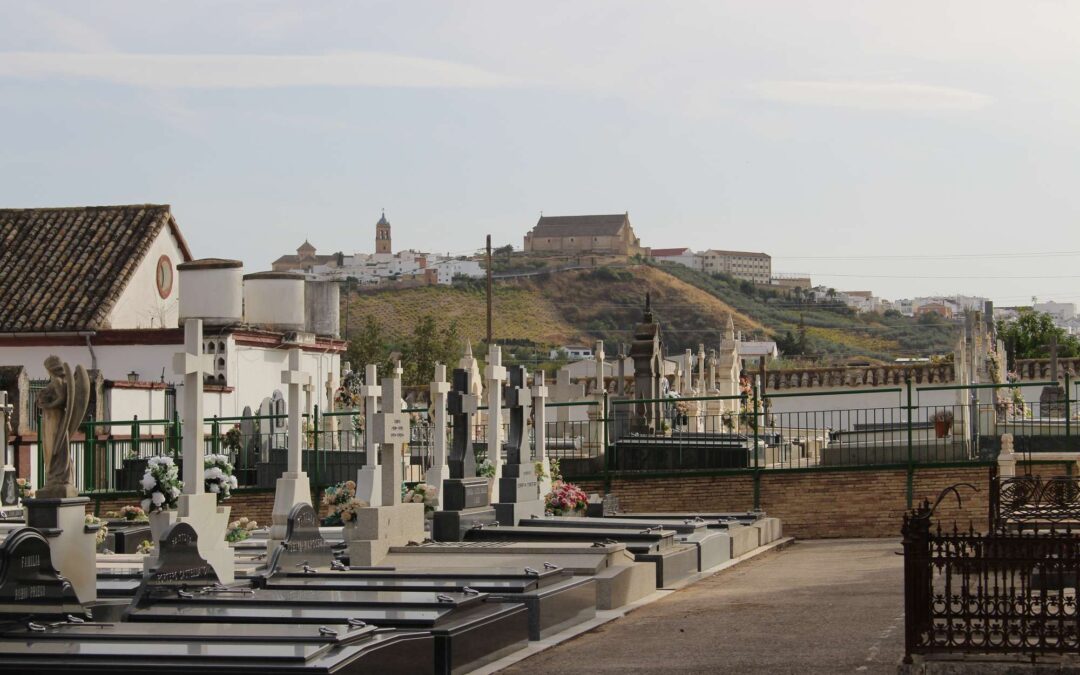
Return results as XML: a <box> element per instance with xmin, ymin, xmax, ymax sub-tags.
<box><xmin>932</xmin><ymin>410</ymin><xmax>954</xmax><ymax>438</ymax></box>
<box><xmin>204</xmin><ymin>453</ymin><xmax>238</xmax><ymax>501</ymax></box>
<box><xmin>139</xmin><ymin>456</ymin><xmax>184</xmax><ymax>540</ymax></box>
<box><xmin>545</xmin><ymin>481</ymin><xmax>589</xmax><ymax>517</ymax></box>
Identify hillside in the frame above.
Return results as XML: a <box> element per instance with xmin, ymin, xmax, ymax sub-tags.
<box><xmin>340</xmin><ymin>264</ymin><xmax>958</xmax><ymax>363</ymax></box>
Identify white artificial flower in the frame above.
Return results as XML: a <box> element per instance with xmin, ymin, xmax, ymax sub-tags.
<box><xmin>209</xmin><ymin>484</ymin><xmax>220</xmax><ymax>493</ymax></box>
<box><xmin>151</xmin><ymin>491</ymin><xmax>165</xmax><ymax>506</ymax></box>
<box><xmin>228</xmin><ymin>475</ymin><xmax>238</xmax><ymax>488</ymax></box>
<box><xmin>140</xmin><ymin>473</ymin><xmax>157</xmax><ymax>491</ymax></box>
<box><xmin>161</xmin><ymin>457</ymin><xmax>174</xmax><ymax>466</ymax></box>
<box><xmin>206</xmin><ymin>467</ymin><xmax>222</xmax><ymax>481</ymax></box>
<box><xmin>169</xmin><ymin>486</ymin><xmax>180</xmax><ymax>498</ymax></box>
<box><xmin>140</xmin><ymin>498</ymin><xmax>151</xmax><ymax>512</ymax></box>
<box><xmin>148</xmin><ymin>457</ymin><xmax>160</xmax><ymax>466</ymax></box>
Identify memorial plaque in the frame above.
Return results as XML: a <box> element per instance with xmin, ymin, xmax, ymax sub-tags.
<box><xmin>374</xmin><ymin>412</ymin><xmax>410</xmax><ymax>444</ymax></box>
<box><xmin>0</xmin><ymin>527</ymin><xmax>85</xmax><ymax>617</ymax></box>
<box><xmin>266</xmin><ymin>503</ymin><xmax>334</xmax><ymax>574</ymax></box>
<box><xmin>443</xmin><ymin>478</ymin><xmax>492</xmax><ymax>511</ymax></box>
<box><xmin>0</xmin><ymin>470</ymin><xmax>16</xmax><ymax>506</ymax></box>
<box><xmin>144</xmin><ymin>522</ymin><xmax>218</xmax><ymax>587</ymax></box>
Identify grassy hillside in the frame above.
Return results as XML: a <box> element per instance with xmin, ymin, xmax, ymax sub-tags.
<box><xmin>340</xmin><ymin>264</ymin><xmax>958</xmax><ymax>363</ymax></box>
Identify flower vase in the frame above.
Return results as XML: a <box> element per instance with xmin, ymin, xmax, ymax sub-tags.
<box><xmin>148</xmin><ymin>509</ymin><xmax>177</xmax><ymax>542</ymax></box>
<box><xmin>555</xmin><ymin>507</ymin><xmax>585</xmax><ymax>518</ymax></box>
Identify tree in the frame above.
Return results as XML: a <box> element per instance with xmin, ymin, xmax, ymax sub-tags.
<box><xmin>997</xmin><ymin>309</ymin><xmax>1080</xmax><ymax>362</ymax></box>
<box><xmin>400</xmin><ymin>315</ymin><xmax>463</xmax><ymax>386</ymax></box>
<box><xmin>345</xmin><ymin>314</ymin><xmax>386</xmax><ymax>372</ymax></box>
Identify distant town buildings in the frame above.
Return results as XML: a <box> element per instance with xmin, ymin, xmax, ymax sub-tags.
<box><xmin>523</xmin><ymin>213</ymin><xmax>648</xmax><ymax>257</ymax></box>
<box><xmin>272</xmin><ymin>212</ymin><xmax>484</xmax><ymax>287</ymax></box>
<box><xmin>649</xmin><ymin>247</ymin><xmax>772</xmax><ymax>285</ymax></box>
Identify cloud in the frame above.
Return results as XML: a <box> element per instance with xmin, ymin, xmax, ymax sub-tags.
<box><xmin>0</xmin><ymin>51</ymin><xmax>515</xmax><ymax>89</ymax></box>
<box><xmin>750</xmin><ymin>80</ymin><xmax>992</xmax><ymax>112</ymax></box>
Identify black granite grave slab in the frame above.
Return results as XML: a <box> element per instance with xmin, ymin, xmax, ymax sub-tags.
<box><xmin>0</xmin><ymin>526</ymin><xmax>86</xmax><ymax>618</ymax></box>
<box><xmin>265</xmin><ymin>503</ymin><xmax>334</xmax><ymax>574</ymax></box>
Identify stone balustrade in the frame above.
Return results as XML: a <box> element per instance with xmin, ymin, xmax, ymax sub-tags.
<box><xmin>1013</xmin><ymin>358</ymin><xmax>1080</xmax><ymax>381</ymax></box>
<box><xmin>762</xmin><ymin>363</ymin><xmax>956</xmax><ymax>390</ymax></box>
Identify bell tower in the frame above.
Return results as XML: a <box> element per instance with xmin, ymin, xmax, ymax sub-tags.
<box><xmin>375</xmin><ymin>211</ymin><xmax>392</xmax><ymax>254</ymax></box>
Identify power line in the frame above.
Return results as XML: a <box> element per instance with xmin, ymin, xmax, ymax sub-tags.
<box><xmin>774</xmin><ymin>250</ymin><xmax>1080</xmax><ymax>260</ymax></box>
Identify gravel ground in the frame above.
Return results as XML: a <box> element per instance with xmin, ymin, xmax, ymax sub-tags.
<box><xmin>497</xmin><ymin>538</ymin><xmax>906</xmax><ymax>675</ymax></box>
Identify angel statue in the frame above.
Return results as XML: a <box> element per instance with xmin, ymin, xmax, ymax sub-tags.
<box><xmin>36</xmin><ymin>356</ymin><xmax>90</xmax><ymax>499</ymax></box>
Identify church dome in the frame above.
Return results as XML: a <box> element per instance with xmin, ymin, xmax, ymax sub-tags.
<box><xmin>377</xmin><ymin>211</ymin><xmax>390</xmax><ymax>227</ymax></box>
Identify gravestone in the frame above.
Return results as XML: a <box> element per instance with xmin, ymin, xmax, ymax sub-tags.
<box><xmin>485</xmin><ymin>345</ymin><xmax>508</xmax><ymax>479</ymax></box>
<box><xmin>494</xmin><ymin>367</ymin><xmax>543</xmax><ymax>525</ymax></box>
<box><xmin>356</xmin><ymin>364</ymin><xmax>382</xmax><ymax>506</ymax></box>
<box><xmin>0</xmin><ymin>527</ymin><xmax>85</xmax><ymax>618</ymax></box>
<box><xmin>257</xmin><ymin>397</ymin><xmax>273</xmax><ymax>460</ymax></box>
<box><xmin>1040</xmin><ymin>335</ymin><xmax>1067</xmax><ymax>417</ymax></box>
<box><xmin>533</xmin><ymin>371</ymin><xmax>553</xmax><ymax>498</ymax></box>
<box><xmin>425</xmin><ymin>363</ymin><xmax>451</xmax><ymax>509</ymax></box>
<box><xmin>239</xmin><ymin>406</ymin><xmax>257</xmax><ymax>458</ymax></box>
<box><xmin>145</xmin><ymin>318</ymin><xmax>234</xmax><ymax>584</ymax></box>
<box><xmin>345</xmin><ymin>373</ymin><xmax>425</xmax><ymax>565</ymax></box>
<box><xmin>142</xmin><ymin>522</ymin><xmax>217</xmax><ymax>590</ymax></box>
<box><xmin>630</xmin><ymin>293</ymin><xmax>664</xmax><ymax>432</ymax></box>
<box><xmin>266</xmin><ymin>503</ymin><xmax>334</xmax><ymax>574</ymax></box>
<box><xmin>268</xmin><ymin>347</ymin><xmax>313</xmax><ymax>553</ymax></box>
<box><xmin>432</xmin><ymin>369</ymin><xmax>498</xmax><ymax>541</ymax></box>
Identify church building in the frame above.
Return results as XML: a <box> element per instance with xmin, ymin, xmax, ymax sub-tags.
<box><xmin>523</xmin><ymin>213</ymin><xmax>648</xmax><ymax>258</ymax></box>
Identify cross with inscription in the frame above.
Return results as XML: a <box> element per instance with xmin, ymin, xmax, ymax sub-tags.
<box><xmin>281</xmin><ymin>348</ymin><xmax>311</xmax><ymax>476</ymax></box>
<box><xmin>426</xmin><ymin>363</ymin><xmax>451</xmax><ymax>504</ymax></box>
<box><xmin>172</xmin><ymin>319</ymin><xmax>214</xmax><ymax>493</ymax></box>
<box><xmin>356</xmin><ymin>364</ymin><xmax>382</xmax><ymax>505</ymax></box>
<box><xmin>374</xmin><ymin>373</ymin><xmax>408</xmax><ymax>506</ymax></box>
<box><xmin>532</xmin><ymin>371</ymin><xmax>549</xmax><ymax>468</ymax></box>
<box><xmin>485</xmin><ymin>345</ymin><xmax>507</xmax><ymax>478</ymax></box>
<box><xmin>502</xmin><ymin>365</ymin><xmax>532</xmax><ymax>466</ymax></box>
<box><xmin>448</xmin><ymin>369</ymin><xmax>478</xmax><ymax>479</ymax></box>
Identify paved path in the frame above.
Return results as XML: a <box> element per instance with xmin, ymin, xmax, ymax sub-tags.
<box><xmin>498</xmin><ymin>539</ymin><xmax>905</xmax><ymax>675</ymax></box>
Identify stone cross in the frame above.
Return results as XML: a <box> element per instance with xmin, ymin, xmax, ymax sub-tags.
<box><xmin>708</xmin><ymin>349</ymin><xmax>718</xmax><ymax>392</ymax></box>
<box><xmin>356</xmin><ymin>364</ymin><xmax>383</xmax><ymax>506</ymax></box>
<box><xmin>550</xmin><ymin>369</ymin><xmax>584</xmax><ymax>423</ymax></box>
<box><xmin>324</xmin><ymin>371</ymin><xmax>337</xmax><ymax>449</ymax></box>
<box><xmin>502</xmin><ymin>366</ymin><xmax>532</xmax><ymax>466</ymax></box>
<box><xmin>616</xmin><ymin>344</ymin><xmax>626</xmax><ymax>397</ymax></box>
<box><xmin>697</xmin><ymin>344</ymin><xmax>706</xmax><ymax>394</ymax></box>
<box><xmin>448</xmin><ymin>368</ymin><xmax>479</xmax><ymax>479</ymax></box>
<box><xmin>172</xmin><ymin>319</ymin><xmax>214</xmax><ymax>494</ymax></box>
<box><xmin>485</xmin><ymin>345</ymin><xmax>507</xmax><ymax>478</ymax></box>
<box><xmin>281</xmin><ymin>348</ymin><xmax>310</xmax><ymax>475</ymax></box>
<box><xmin>374</xmin><ymin>374</ymin><xmax>409</xmax><ymax>506</ymax></box>
<box><xmin>426</xmin><ymin>363</ymin><xmax>451</xmax><ymax>505</ymax></box>
<box><xmin>303</xmin><ymin>381</ymin><xmax>314</xmax><ymax>417</ymax></box>
<box><xmin>594</xmin><ymin>340</ymin><xmax>606</xmax><ymax>394</ymax></box>
<box><xmin>682</xmin><ymin>349</ymin><xmax>695</xmax><ymax>395</ymax></box>
<box><xmin>532</xmin><ymin>371</ymin><xmax>552</xmax><ymax>496</ymax></box>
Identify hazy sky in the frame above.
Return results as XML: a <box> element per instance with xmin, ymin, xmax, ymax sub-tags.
<box><xmin>2</xmin><ymin>1</ymin><xmax>1080</xmax><ymax>306</ymax></box>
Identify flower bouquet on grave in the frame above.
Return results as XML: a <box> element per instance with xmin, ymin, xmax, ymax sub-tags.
<box><xmin>204</xmin><ymin>453</ymin><xmax>238</xmax><ymax>502</ymax></box>
<box><xmin>85</xmin><ymin>514</ymin><xmax>108</xmax><ymax>550</ymax></box>
<box><xmin>15</xmin><ymin>477</ymin><xmax>34</xmax><ymax>500</ymax></box>
<box><xmin>402</xmin><ymin>483</ymin><xmax>438</xmax><ymax>519</ymax></box>
<box><xmin>139</xmin><ymin>456</ymin><xmax>183</xmax><ymax>514</ymax></box>
<box><xmin>321</xmin><ymin>480</ymin><xmax>358</xmax><ymax>525</ymax></box>
<box><xmin>225</xmin><ymin>517</ymin><xmax>259</xmax><ymax>543</ymax></box>
<box><xmin>334</xmin><ymin>497</ymin><xmax>371</xmax><ymax>527</ymax></box>
<box><xmin>119</xmin><ymin>505</ymin><xmax>149</xmax><ymax>522</ymax></box>
<box><xmin>545</xmin><ymin>481</ymin><xmax>589</xmax><ymax>517</ymax></box>
<box><xmin>136</xmin><ymin>540</ymin><xmax>154</xmax><ymax>555</ymax></box>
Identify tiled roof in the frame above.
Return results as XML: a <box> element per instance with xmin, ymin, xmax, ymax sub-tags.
<box><xmin>0</xmin><ymin>204</ymin><xmax>191</xmax><ymax>332</ymax></box>
<box><xmin>530</xmin><ymin>214</ymin><xmax>630</xmax><ymax>238</ymax></box>
<box><xmin>651</xmin><ymin>247</ymin><xmax>692</xmax><ymax>257</ymax></box>
<box><xmin>272</xmin><ymin>254</ymin><xmax>340</xmax><ymax>265</ymax></box>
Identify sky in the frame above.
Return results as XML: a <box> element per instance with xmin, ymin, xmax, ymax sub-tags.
<box><xmin>2</xmin><ymin>1</ymin><xmax>1080</xmax><ymax>306</ymax></box>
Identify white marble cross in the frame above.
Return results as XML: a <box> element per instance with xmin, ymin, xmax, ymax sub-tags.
<box><xmin>697</xmin><ymin>344</ymin><xmax>706</xmax><ymax>395</ymax></box>
<box><xmin>532</xmin><ymin>372</ymin><xmax>552</xmax><ymax>495</ymax></box>
<box><xmin>356</xmin><ymin>364</ymin><xmax>383</xmax><ymax>505</ymax></box>
<box><xmin>485</xmin><ymin>345</ymin><xmax>507</xmax><ymax>479</ymax></box>
<box><xmin>374</xmin><ymin>374</ymin><xmax>408</xmax><ymax>506</ymax></box>
<box><xmin>172</xmin><ymin>319</ymin><xmax>214</xmax><ymax>494</ymax></box>
<box><xmin>281</xmin><ymin>348</ymin><xmax>311</xmax><ymax>475</ymax></box>
<box><xmin>594</xmin><ymin>340</ymin><xmax>605</xmax><ymax>394</ymax></box>
<box><xmin>550</xmin><ymin>369</ymin><xmax>585</xmax><ymax>424</ymax></box>
<box><xmin>426</xmin><ymin>363</ymin><xmax>451</xmax><ymax>504</ymax></box>
<box><xmin>682</xmin><ymin>349</ymin><xmax>695</xmax><ymax>395</ymax></box>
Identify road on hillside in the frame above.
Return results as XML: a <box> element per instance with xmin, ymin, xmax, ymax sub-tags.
<box><xmin>497</xmin><ymin>539</ymin><xmax>906</xmax><ymax>675</ymax></box>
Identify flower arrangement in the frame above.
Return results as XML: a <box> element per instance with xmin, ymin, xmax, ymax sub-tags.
<box><xmin>545</xmin><ymin>481</ymin><xmax>589</xmax><ymax>516</ymax></box>
<box><xmin>204</xmin><ymin>453</ymin><xmax>238</xmax><ymax>501</ymax></box>
<box><xmin>119</xmin><ymin>505</ymin><xmax>148</xmax><ymax>522</ymax></box>
<box><xmin>15</xmin><ymin>477</ymin><xmax>34</xmax><ymax>500</ymax></box>
<box><xmin>223</xmin><ymin>424</ymin><xmax>243</xmax><ymax>452</ymax></box>
<box><xmin>477</xmin><ymin>459</ymin><xmax>495</xmax><ymax>478</ymax></box>
<box><xmin>721</xmin><ymin>411</ymin><xmax>736</xmax><ymax>431</ymax></box>
<box><xmin>321</xmin><ymin>480</ymin><xmax>364</xmax><ymax>525</ymax></box>
<box><xmin>85</xmin><ymin>514</ymin><xmax>108</xmax><ymax>547</ymax></box>
<box><xmin>136</xmin><ymin>540</ymin><xmax>154</xmax><ymax>555</ymax></box>
<box><xmin>139</xmin><ymin>456</ymin><xmax>183</xmax><ymax>513</ymax></box>
<box><xmin>402</xmin><ymin>483</ymin><xmax>439</xmax><ymax>518</ymax></box>
<box><xmin>226</xmin><ymin>517</ymin><xmax>259</xmax><ymax>542</ymax></box>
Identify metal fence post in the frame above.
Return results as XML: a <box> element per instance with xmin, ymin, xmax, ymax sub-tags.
<box><xmin>211</xmin><ymin>416</ymin><xmax>220</xmax><ymax>455</ymax></box>
<box><xmin>753</xmin><ymin>377</ymin><xmax>761</xmax><ymax>511</ymax></box>
<box><xmin>602</xmin><ymin>393</ymin><xmax>611</xmax><ymax>494</ymax></box>
<box><xmin>905</xmin><ymin>377</ymin><xmax>914</xmax><ymax>509</ymax></box>
<box><xmin>36</xmin><ymin>412</ymin><xmax>43</xmax><ymax>488</ymax></box>
<box><xmin>132</xmin><ymin>415</ymin><xmax>140</xmax><ymax>460</ymax></box>
<box><xmin>84</xmin><ymin>416</ymin><xmax>95</xmax><ymax>493</ymax></box>
<box><xmin>1066</xmin><ymin>372</ymin><xmax>1072</xmax><ymax>446</ymax></box>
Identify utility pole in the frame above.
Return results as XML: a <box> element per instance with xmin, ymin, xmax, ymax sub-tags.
<box><xmin>486</xmin><ymin>235</ymin><xmax>493</xmax><ymax>344</ymax></box>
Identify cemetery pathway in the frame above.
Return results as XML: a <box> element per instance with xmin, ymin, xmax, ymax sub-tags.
<box><xmin>496</xmin><ymin>539</ymin><xmax>905</xmax><ymax>674</ymax></box>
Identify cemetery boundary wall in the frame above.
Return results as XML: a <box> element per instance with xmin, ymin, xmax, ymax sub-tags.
<box><xmin>578</xmin><ymin>460</ymin><xmax>1074</xmax><ymax>539</ymax></box>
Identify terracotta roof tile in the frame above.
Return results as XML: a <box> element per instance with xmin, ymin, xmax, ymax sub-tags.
<box><xmin>0</xmin><ymin>204</ymin><xmax>190</xmax><ymax>332</ymax></box>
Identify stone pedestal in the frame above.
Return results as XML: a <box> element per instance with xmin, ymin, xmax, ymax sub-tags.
<box><xmin>493</xmin><ymin>463</ymin><xmax>544</xmax><ymax>526</ymax></box>
<box><xmin>1040</xmin><ymin>385</ymin><xmax>1067</xmax><ymax>418</ymax></box>
<box><xmin>145</xmin><ymin>493</ymin><xmax>234</xmax><ymax>583</ymax></box>
<box><xmin>432</xmin><ymin>477</ymin><xmax>498</xmax><ymax>542</ymax></box>
<box><xmin>344</xmin><ymin>502</ymin><xmax>425</xmax><ymax>566</ymax></box>
<box><xmin>23</xmin><ymin>496</ymin><xmax>96</xmax><ymax>603</ymax></box>
<box><xmin>267</xmin><ymin>470</ymin><xmax>311</xmax><ymax>553</ymax></box>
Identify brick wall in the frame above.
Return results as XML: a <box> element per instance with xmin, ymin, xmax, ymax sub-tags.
<box><xmin>578</xmin><ymin>465</ymin><xmax>993</xmax><ymax>539</ymax></box>
<box><xmin>86</xmin><ymin>489</ymin><xmax>280</xmax><ymax>525</ymax></box>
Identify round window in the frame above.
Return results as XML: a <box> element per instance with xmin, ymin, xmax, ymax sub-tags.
<box><xmin>156</xmin><ymin>255</ymin><xmax>174</xmax><ymax>299</ymax></box>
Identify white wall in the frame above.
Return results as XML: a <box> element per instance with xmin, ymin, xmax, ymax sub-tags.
<box><xmin>108</xmin><ymin>226</ymin><xmax>186</xmax><ymax>329</ymax></box>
